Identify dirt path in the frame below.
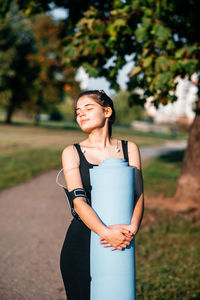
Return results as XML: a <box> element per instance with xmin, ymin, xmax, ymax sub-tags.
<box><xmin>0</xmin><ymin>141</ymin><xmax>186</xmax><ymax>300</ymax></box>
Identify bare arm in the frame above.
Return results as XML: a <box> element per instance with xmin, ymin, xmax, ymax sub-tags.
<box><xmin>128</xmin><ymin>141</ymin><xmax>144</xmax><ymax>235</ymax></box>
<box><xmin>62</xmin><ymin>145</ymin><xmax>132</xmax><ymax>249</ymax></box>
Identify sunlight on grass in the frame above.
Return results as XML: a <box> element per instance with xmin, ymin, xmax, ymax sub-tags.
<box><xmin>136</xmin><ymin>211</ymin><xmax>200</xmax><ymax>299</ymax></box>
<box><xmin>143</xmin><ymin>151</ymin><xmax>184</xmax><ymax>197</ymax></box>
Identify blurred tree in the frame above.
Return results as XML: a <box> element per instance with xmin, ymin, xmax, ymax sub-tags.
<box><xmin>0</xmin><ymin>0</ymin><xmax>113</xmax><ymax>23</ymax></box>
<box><xmin>25</xmin><ymin>14</ymin><xmax>66</xmax><ymax>124</ymax></box>
<box><xmin>64</xmin><ymin>0</ymin><xmax>200</xmax><ymax>205</ymax></box>
<box><xmin>0</xmin><ymin>4</ymin><xmax>37</xmax><ymax>123</ymax></box>
<box><xmin>114</xmin><ymin>91</ymin><xmax>146</xmax><ymax>125</ymax></box>
<box><xmin>0</xmin><ymin>0</ymin><xmax>50</xmax><ymax>18</ymax></box>
<box><xmin>26</xmin><ymin>13</ymin><xmax>80</xmax><ymax>124</ymax></box>
<box><xmin>0</xmin><ymin>3</ymin><xmax>80</xmax><ymax>124</ymax></box>
<box><xmin>57</xmin><ymin>95</ymin><xmax>75</xmax><ymax>122</ymax></box>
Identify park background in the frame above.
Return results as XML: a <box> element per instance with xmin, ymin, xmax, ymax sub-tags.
<box><xmin>0</xmin><ymin>1</ymin><xmax>200</xmax><ymax>299</ymax></box>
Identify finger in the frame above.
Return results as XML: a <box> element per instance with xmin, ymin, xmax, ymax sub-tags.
<box><xmin>117</xmin><ymin>247</ymin><xmax>122</xmax><ymax>250</ymax></box>
<box><xmin>112</xmin><ymin>247</ymin><xmax>122</xmax><ymax>251</ymax></box>
<box><xmin>125</xmin><ymin>236</ymin><xmax>133</xmax><ymax>242</ymax></box>
<box><xmin>103</xmin><ymin>244</ymin><xmax>112</xmax><ymax>247</ymax></box>
<box><xmin>124</xmin><ymin>231</ymin><xmax>133</xmax><ymax>237</ymax></box>
<box><xmin>100</xmin><ymin>240</ymin><xmax>108</xmax><ymax>244</ymax></box>
<box><xmin>111</xmin><ymin>247</ymin><xmax>117</xmax><ymax>251</ymax></box>
<box><xmin>120</xmin><ymin>241</ymin><xmax>130</xmax><ymax>248</ymax></box>
<box><xmin>121</xmin><ymin>228</ymin><xmax>132</xmax><ymax>235</ymax></box>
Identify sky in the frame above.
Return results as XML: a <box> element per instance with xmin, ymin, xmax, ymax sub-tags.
<box><xmin>50</xmin><ymin>7</ymin><xmax>134</xmax><ymax>97</ymax></box>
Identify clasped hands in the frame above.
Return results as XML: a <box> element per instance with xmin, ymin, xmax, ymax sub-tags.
<box><xmin>100</xmin><ymin>224</ymin><xmax>135</xmax><ymax>251</ymax></box>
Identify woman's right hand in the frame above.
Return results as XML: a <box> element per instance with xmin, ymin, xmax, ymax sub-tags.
<box><xmin>100</xmin><ymin>226</ymin><xmax>133</xmax><ymax>250</ymax></box>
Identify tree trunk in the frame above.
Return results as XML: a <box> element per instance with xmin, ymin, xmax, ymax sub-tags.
<box><xmin>34</xmin><ymin>113</ymin><xmax>40</xmax><ymax>126</ymax></box>
<box><xmin>174</xmin><ymin>97</ymin><xmax>200</xmax><ymax>205</ymax></box>
<box><xmin>5</xmin><ymin>105</ymin><xmax>15</xmax><ymax>124</ymax></box>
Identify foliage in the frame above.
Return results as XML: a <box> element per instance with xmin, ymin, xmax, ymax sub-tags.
<box><xmin>0</xmin><ymin>0</ymin><xmax>51</xmax><ymax>18</ymax></box>
<box><xmin>0</xmin><ymin>4</ymin><xmax>37</xmax><ymax>123</ymax></box>
<box><xmin>0</xmin><ymin>0</ymin><xmax>113</xmax><ymax>33</ymax></box>
<box><xmin>56</xmin><ymin>96</ymin><xmax>75</xmax><ymax>122</ymax></box>
<box><xmin>0</xmin><ymin>2</ymin><xmax>80</xmax><ymax>124</ymax></box>
<box><xmin>25</xmin><ymin>14</ymin><xmax>67</xmax><ymax>121</ymax></box>
<box><xmin>64</xmin><ymin>0</ymin><xmax>200</xmax><ymax>107</ymax></box>
<box><xmin>113</xmin><ymin>90</ymin><xmax>147</xmax><ymax>125</ymax></box>
<box><xmin>28</xmin><ymin>13</ymin><xmax>81</xmax><ymax>122</ymax></box>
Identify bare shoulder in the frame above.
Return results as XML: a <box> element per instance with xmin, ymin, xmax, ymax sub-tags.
<box><xmin>127</xmin><ymin>141</ymin><xmax>140</xmax><ymax>152</ymax></box>
<box><xmin>127</xmin><ymin>141</ymin><xmax>141</xmax><ymax>169</ymax></box>
<box><xmin>62</xmin><ymin>144</ymin><xmax>75</xmax><ymax>157</ymax></box>
<box><xmin>62</xmin><ymin>145</ymin><xmax>80</xmax><ymax>167</ymax></box>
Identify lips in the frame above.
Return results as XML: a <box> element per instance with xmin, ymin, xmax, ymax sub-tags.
<box><xmin>80</xmin><ymin>119</ymin><xmax>89</xmax><ymax>124</ymax></box>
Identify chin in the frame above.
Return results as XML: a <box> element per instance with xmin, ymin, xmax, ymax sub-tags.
<box><xmin>79</xmin><ymin>120</ymin><xmax>105</xmax><ymax>133</ymax></box>
<box><xmin>79</xmin><ymin>124</ymin><xmax>93</xmax><ymax>133</ymax></box>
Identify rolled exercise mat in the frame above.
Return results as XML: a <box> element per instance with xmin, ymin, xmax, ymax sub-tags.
<box><xmin>89</xmin><ymin>158</ymin><xmax>136</xmax><ymax>300</ymax></box>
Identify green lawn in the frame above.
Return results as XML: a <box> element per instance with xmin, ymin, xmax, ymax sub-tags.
<box><xmin>137</xmin><ymin>151</ymin><xmax>200</xmax><ymax>299</ymax></box>
<box><xmin>143</xmin><ymin>150</ymin><xmax>185</xmax><ymax>197</ymax></box>
<box><xmin>136</xmin><ymin>210</ymin><xmax>200</xmax><ymax>299</ymax></box>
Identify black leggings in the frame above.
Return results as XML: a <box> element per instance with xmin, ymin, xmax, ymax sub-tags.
<box><xmin>60</xmin><ymin>219</ymin><xmax>91</xmax><ymax>300</ymax></box>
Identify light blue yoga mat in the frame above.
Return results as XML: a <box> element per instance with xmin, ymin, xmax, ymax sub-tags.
<box><xmin>89</xmin><ymin>158</ymin><xmax>136</xmax><ymax>300</ymax></box>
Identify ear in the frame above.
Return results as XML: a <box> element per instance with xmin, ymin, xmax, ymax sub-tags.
<box><xmin>104</xmin><ymin>107</ymin><xmax>112</xmax><ymax>118</ymax></box>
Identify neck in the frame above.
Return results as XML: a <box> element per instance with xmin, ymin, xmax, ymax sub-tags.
<box><xmin>87</xmin><ymin>127</ymin><xmax>112</xmax><ymax>149</ymax></box>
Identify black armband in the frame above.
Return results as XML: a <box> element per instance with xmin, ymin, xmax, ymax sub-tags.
<box><xmin>63</xmin><ymin>187</ymin><xmax>89</xmax><ymax>221</ymax></box>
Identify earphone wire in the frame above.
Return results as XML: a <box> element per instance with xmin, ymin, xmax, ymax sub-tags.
<box><xmin>56</xmin><ymin>168</ymin><xmax>66</xmax><ymax>189</ymax></box>
<box><xmin>56</xmin><ymin>144</ymin><xmax>80</xmax><ymax>189</ymax></box>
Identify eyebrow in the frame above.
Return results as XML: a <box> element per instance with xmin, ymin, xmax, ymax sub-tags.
<box><xmin>75</xmin><ymin>104</ymin><xmax>95</xmax><ymax>112</ymax></box>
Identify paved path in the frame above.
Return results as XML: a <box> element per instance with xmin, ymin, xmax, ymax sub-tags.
<box><xmin>0</xmin><ymin>140</ymin><xmax>186</xmax><ymax>300</ymax></box>
<box><xmin>140</xmin><ymin>140</ymin><xmax>187</xmax><ymax>163</ymax></box>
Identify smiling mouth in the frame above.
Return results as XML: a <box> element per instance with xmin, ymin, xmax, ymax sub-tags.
<box><xmin>80</xmin><ymin>119</ymin><xmax>89</xmax><ymax>124</ymax></box>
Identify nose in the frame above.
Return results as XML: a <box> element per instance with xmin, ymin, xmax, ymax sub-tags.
<box><xmin>77</xmin><ymin>109</ymin><xmax>86</xmax><ymax>118</ymax></box>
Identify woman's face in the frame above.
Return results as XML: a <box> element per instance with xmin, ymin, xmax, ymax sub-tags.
<box><xmin>75</xmin><ymin>96</ymin><xmax>111</xmax><ymax>133</ymax></box>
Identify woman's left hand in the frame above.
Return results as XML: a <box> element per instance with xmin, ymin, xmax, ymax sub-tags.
<box><xmin>100</xmin><ymin>224</ymin><xmax>135</xmax><ymax>250</ymax></box>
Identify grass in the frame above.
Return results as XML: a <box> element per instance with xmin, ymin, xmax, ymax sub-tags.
<box><xmin>0</xmin><ymin>122</ymin><xmax>186</xmax><ymax>190</ymax></box>
<box><xmin>136</xmin><ymin>210</ymin><xmax>200</xmax><ymax>299</ymax></box>
<box><xmin>137</xmin><ymin>151</ymin><xmax>200</xmax><ymax>299</ymax></box>
<box><xmin>143</xmin><ymin>150</ymin><xmax>185</xmax><ymax>197</ymax></box>
<box><xmin>0</xmin><ymin>148</ymin><xmax>61</xmax><ymax>189</ymax></box>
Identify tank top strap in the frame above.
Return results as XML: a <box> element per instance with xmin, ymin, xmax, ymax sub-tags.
<box><xmin>73</xmin><ymin>143</ymin><xmax>84</xmax><ymax>162</ymax></box>
<box><xmin>121</xmin><ymin>140</ymin><xmax>129</xmax><ymax>163</ymax></box>
<box><xmin>74</xmin><ymin>142</ymin><xmax>129</xmax><ymax>164</ymax></box>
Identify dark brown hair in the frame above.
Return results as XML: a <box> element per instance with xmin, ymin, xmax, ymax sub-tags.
<box><xmin>75</xmin><ymin>90</ymin><xmax>116</xmax><ymax>137</ymax></box>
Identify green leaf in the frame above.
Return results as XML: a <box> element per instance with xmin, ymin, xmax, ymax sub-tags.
<box><xmin>175</xmin><ymin>47</ymin><xmax>186</xmax><ymax>59</ymax></box>
<box><xmin>152</xmin><ymin>24</ymin><xmax>171</xmax><ymax>42</ymax></box>
<box><xmin>93</xmin><ymin>22</ymin><xmax>105</xmax><ymax>35</ymax></box>
<box><xmin>65</xmin><ymin>45</ymin><xmax>77</xmax><ymax>59</ymax></box>
<box><xmin>143</xmin><ymin>56</ymin><xmax>153</xmax><ymax>68</ymax></box>
<box><xmin>107</xmin><ymin>23</ymin><xmax>117</xmax><ymax>37</ymax></box>
<box><xmin>114</xmin><ymin>18</ymin><xmax>126</xmax><ymax>27</ymax></box>
<box><xmin>181</xmin><ymin>59</ymin><xmax>199</xmax><ymax>74</ymax></box>
<box><xmin>135</xmin><ymin>26</ymin><xmax>148</xmax><ymax>42</ymax></box>
<box><xmin>129</xmin><ymin>66</ymin><xmax>142</xmax><ymax>77</ymax></box>
<box><xmin>82</xmin><ymin>63</ymin><xmax>99</xmax><ymax>77</ymax></box>
<box><xmin>153</xmin><ymin>72</ymin><xmax>174</xmax><ymax>91</ymax></box>
<box><xmin>155</xmin><ymin>56</ymin><xmax>169</xmax><ymax>72</ymax></box>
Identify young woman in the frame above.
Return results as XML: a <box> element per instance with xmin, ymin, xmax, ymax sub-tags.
<box><xmin>60</xmin><ymin>90</ymin><xmax>144</xmax><ymax>300</ymax></box>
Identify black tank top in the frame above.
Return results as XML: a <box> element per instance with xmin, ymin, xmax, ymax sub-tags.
<box><xmin>74</xmin><ymin>140</ymin><xmax>128</xmax><ymax>205</ymax></box>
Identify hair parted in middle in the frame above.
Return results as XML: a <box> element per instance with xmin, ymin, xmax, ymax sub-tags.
<box><xmin>74</xmin><ymin>90</ymin><xmax>116</xmax><ymax>137</ymax></box>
